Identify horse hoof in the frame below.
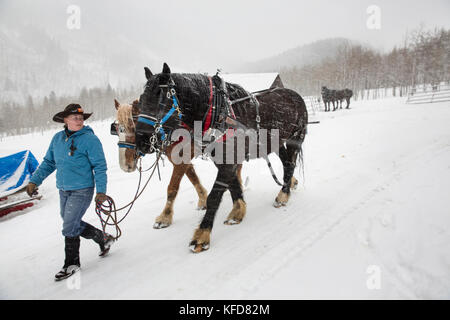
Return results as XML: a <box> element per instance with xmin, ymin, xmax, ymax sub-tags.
<box><xmin>197</xmin><ymin>205</ymin><xmax>207</xmax><ymax>210</ymax></box>
<box><xmin>291</xmin><ymin>177</ymin><xmax>298</xmax><ymax>190</ymax></box>
<box><xmin>190</xmin><ymin>228</ymin><xmax>211</xmax><ymax>253</ymax></box>
<box><xmin>224</xmin><ymin>218</ymin><xmax>241</xmax><ymax>225</ymax></box>
<box><xmin>189</xmin><ymin>243</ymin><xmax>210</xmax><ymax>253</ymax></box>
<box><xmin>273</xmin><ymin>200</ymin><xmax>285</xmax><ymax>208</ymax></box>
<box><xmin>153</xmin><ymin>222</ymin><xmax>170</xmax><ymax>229</ymax></box>
<box><xmin>274</xmin><ymin>191</ymin><xmax>289</xmax><ymax>208</ymax></box>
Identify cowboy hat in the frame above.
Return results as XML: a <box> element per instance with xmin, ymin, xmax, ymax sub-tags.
<box><xmin>53</xmin><ymin>104</ymin><xmax>93</xmax><ymax>123</ymax></box>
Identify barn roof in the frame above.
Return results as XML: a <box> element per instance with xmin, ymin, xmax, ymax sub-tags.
<box><xmin>221</xmin><ymin>73</ymin><xmax>281</xmax><ymax>93</ymax></box>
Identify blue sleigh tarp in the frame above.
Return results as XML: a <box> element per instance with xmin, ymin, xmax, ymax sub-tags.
<box><xmin>0</xmin><ymin>150</ymin><xmax>39</xmax><ymax>197</ymax></box>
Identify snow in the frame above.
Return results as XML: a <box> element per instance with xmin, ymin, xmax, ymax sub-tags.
<box><xmin>1</xmin><ymin>97</ymin><xmax>450</xmax><ymax>299</ymax></box>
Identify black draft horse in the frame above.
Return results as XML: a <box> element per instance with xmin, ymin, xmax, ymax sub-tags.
<box><xmin>321</xmin><ymin>86</ymin><xmax>337</xmax><ymax>111</ymax></box>
<box><xmin>136</xmin><ymin>63</ymin><xmax>308</xmax><ymax>253</ymax></box>
<box><xmin>322</xmin><ymin>86</ymin><xmax>353</xmax><ymax>111</ymax></box>
<box><xmin>335</xmin><ymin>89</ymin><xmax>353</xmax><ymax>109</ymax></box>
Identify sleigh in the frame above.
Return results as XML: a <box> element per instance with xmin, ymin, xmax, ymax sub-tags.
<box><xmin>0</xmin><ymin>150</ymin><xmax>42</xmax><ymax>218</ymax></box>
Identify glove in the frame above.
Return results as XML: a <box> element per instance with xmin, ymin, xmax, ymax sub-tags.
<box><xmin>26</xmin><ymin>182</ymin><xmax>38</xmax><ymax>197</ymax></box>
<box><xmin>95</xmin><ymin>193</ymin><xmax>108</xmax><ymax>203</ymax></box>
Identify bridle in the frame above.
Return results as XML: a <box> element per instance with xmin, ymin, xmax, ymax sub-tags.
<box><xmin>136</xmin><ymin>77</ymin><xmax>183</xmax><ymax>153</ymax></box>
<box><xmin>110</xmin><ymin>115</ymin><xmax>139</xmax><ymax>151</ymax></box>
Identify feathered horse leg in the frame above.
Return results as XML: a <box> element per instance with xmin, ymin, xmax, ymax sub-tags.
<box><xmin>190</xmin><ymin>164</ymin><xmax>238</xmax><ymax>252</ymax></box>
<box><xmin>154</xmin><ymin>143</ymin><xmax>208</xmax><ymax>228</ymax></box>
<box><xmin>153</xmin><ymin>162</ymin><xmax>188</xmax><ymax>229</ymax></box>
<box><xmin>224</xmin><ymin>167</ymin><xmax>246</xmax><ymax>225</ymax></box>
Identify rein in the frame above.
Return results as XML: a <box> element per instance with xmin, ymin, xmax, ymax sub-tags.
<box><xmin>95</xmin><ymin>152</ymin><xmax>162</xmax><ymax>240</ymax></box>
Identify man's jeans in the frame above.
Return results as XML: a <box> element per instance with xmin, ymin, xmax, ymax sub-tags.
<box><xmin>59</xmin><ymin>187</ymin><xmax>94</xmax><ymax>237</ymax></box>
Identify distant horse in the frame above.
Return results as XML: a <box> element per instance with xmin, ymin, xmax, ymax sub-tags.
<box><xmin>135</xmin><ymin>63</ymin><xmax>308</xmax><ymax>253</ymax></box>
<box><xmin>321</xmin><ymin>86</ymin><xmax>336</xmax><ymax>112</ymax></box>
<box><xmin>112</xmin><ymin>99</ymin><xmax>209</xmax><ymax>229</ymax></box>
<box><xmin>335</xmin><ymin>90</ymin><xmax>345</xmax><ymax>109</ymax></box>
<box><xmin>322</xmin><ymin>87</ymin><xmax>353</xmax><ymax>111</ymax></box>
<box><xmin>334</xmin><ymin>89</ymin><xmax>353</xmax><ymax>109</ymax></box>
<box><xmin>342</xmin><ymin>89</ymin><xmax>353</xmax><ymax>108</ymax></box>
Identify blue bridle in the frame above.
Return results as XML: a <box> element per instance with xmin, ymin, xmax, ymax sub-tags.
<box><xmin>137</xmin><ymin>83</ymin><xmax>182</xmax><ymax>143</ymax></box>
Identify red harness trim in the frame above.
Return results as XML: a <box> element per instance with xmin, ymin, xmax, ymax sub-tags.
<box><xmin>180</xmin><ymin>77</ymin><xmax>237</xmax><ymax>145</ymax></box>
<box><xmin>202</xmin><ymin>77</ymin><xmax>214</xmax><ymax>134</ymax></box>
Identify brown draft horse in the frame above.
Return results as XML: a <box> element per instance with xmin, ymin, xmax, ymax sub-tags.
<box><xmin>113</xmin><ymin>99</ymin><xmax>243</xmax><ymax>229</ymax></box>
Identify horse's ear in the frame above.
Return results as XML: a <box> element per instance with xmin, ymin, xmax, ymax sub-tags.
<box><xmin>114</xmin><ymin>99</ymin><xmax>120</xmax><ymax>110</ymax></box>
<box><xmin>162</xmin><ymin>63</ymin><xmax>171</xmax><ymax>74</ymax></box>
<box><xmin>144</xmin><ymin>67</ymin><xmax>153</xmax><ymax>80</ymax></box>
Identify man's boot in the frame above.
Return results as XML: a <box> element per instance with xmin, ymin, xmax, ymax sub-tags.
<box><xmin>80</xmin><ymin>223</ymin><xmax>115</xmax><ymax>257</ymax></box>
<box><xmin>55</xmin><ymin>236</ymin><xmax>80</xmax><ymax>281</ymax></box>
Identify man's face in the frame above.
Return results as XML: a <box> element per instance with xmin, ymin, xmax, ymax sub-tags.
<box><xmin>64</xmin><ymin>114</ymin><xmax>84</xmax><ymax>131</ymax></box>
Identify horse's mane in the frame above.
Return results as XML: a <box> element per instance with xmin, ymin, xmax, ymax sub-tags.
<box><xmin>116</xmin><ymin>104</ymin><xmax>134</xmax><ymax>132</ymax></box>
<box><xmin>225</xmin><ymin>81</ymin><xmax>249</xmax><ymax>101</ymax></box>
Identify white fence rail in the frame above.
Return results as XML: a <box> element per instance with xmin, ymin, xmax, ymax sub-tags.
<box><xmin>406</xmin><ymin>83</ymin><xmax>450</xmax><ymax>104</ymax></box>
<box><xmin>303</xmin><ymin>96</ymin><xmax>321</xmax><ymax>115</ymax></box>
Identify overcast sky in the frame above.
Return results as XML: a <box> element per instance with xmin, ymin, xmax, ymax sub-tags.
<box><xmin>1</xmin><ymin>0</ymin><xmax>449</xmax><ymax>72</ymax></box>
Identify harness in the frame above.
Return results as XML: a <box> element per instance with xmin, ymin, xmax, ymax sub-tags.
<box><xmin>201</xmin><ymin>73</ymin><xmax>271</xmax><ymax>144</ymax></box>
<box><xmin>137</xmin><ymin>79</ymin><xmax>183</xmax><ymax>153</ymax></box>
<box><xmin>112</xmin><ymin>74</ymin><xmax>286</xmax><ymax>187</ymax></box>
<box><xmin>199</xmin><ymin>74</ymin><xmax>285</xmax><ymax>187</ymax></box>
<box><xmin>132</xmin><ymin>73</ymin><xmax>252</xmax><ymax>154</ymax></box>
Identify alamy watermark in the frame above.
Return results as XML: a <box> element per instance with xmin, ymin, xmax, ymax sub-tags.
<box><xmin>167</xmin><ymin>121</ymin><xmax>280</xmax><ymax>165</ymax></box>
<box><xmin>366</xmin><ymin>265</ymin><xmax>381</xmax><ymax>290</ymax></box>
<box><xmin>66</xmin><ymin>5</ymin><xmax>81</xmax><ymax>30</ymax></box>
<box><xmin>366</xmin><ymin>5</ymin><xmax>381</xmax><ymax>30</ymax></box>
<box><xmin>66</xmin><ymin>270</ymin><xmax>81</xmax><ymax>290</ymax></box>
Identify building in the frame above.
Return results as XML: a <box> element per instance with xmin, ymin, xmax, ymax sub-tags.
<box><xmin>221</xmin><ymin>73</ymin><xmax>284</xmax><ymax>93</ymax></box>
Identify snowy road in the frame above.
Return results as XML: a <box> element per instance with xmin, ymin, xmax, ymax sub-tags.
<box><xmin>1</xmin><ymin>97</ymin><xmax>449</xmax><ymax>299</ymax></box>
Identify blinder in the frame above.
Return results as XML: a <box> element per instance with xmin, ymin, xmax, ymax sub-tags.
<box><xmin>110</xmin><ymin>120</ymin><xmax>138</xmax><ymax>152</ymax></box>
<box><xmin>136</xmin><ymin>77</ymin><xmax>182</xmax><ymax>153</ymax></box>
<box><xmin>110</xmin><ymin>122</ymin><xmax>119</xmax><ymax>136</ymax></box>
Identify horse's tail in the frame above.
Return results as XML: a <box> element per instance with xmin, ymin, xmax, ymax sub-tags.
<box><xmin>294</xmin><ymin>107</ymin><xmax>308</xmax><ymax>186</ymax></box>
<box><xmin>297</xmin><ymin>143</ymin><xmax>305</xmax><ymax>187</ymax></box>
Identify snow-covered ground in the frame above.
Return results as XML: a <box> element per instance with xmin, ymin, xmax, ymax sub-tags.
<box><xmin>1</xmin><ymin>97</ymin><xmax>449</xmax><ymax>299</ymax></box>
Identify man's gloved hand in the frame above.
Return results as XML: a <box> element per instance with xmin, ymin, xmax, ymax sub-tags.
<box><xmin>95</xmin><ymin>193</ymin><xmax>108</xmax><ymax>203</ymax></box>
<box><xmin>26</xmin><ymin>182</ymin><xmax>38</xmax><ymax>197</ymax></box>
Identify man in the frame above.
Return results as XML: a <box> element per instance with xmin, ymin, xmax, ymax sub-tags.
<box><xmin>26</xmin><ymin>103</ymin><xmax>114</xmax><ymax>281</ymax></box>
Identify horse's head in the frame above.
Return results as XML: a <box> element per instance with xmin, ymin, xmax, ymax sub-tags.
<box><xmin>135</xmin><ymin>63</ymin><xmax>182</xmax><ymax>155</ymax></box>
<box><xmin>111</xmin><ymin>99</ymin><xmax>140</xmax><ymax>172</ymax></box>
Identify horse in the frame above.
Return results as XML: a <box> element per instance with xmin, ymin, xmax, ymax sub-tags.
<box><xmin>322</xmin><ymin>87</ymin><xmax>353</xmax><ymax>111</ymax></box>
<box><xmin>342</xmin><ymin>88</ymin><xmax>353</xmax><ymax>108</ymax></box>
<box><xmin>321</xmin><ymin>86</ymin><xmax>336</xmax><ymax>112</ymax></box>
<box><xmin>112</xmin><ymin>98</ymin><xmax>210</xmax><ymax>229</ymax></box>
<box><xmin>335</xmin><ymin>90</ymin><xmax>345</xmax><ymax>109</ymax></box>
<box><xmin>135</xmin><ymin>63</ymin><xmax>307</xmax><ymax>253</ymax></box>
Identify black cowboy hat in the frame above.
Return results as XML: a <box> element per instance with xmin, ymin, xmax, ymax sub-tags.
<box><xmin>53</xmin><ymin>103</ymin><xmax>93</xmax><ymax>123</ymax></box>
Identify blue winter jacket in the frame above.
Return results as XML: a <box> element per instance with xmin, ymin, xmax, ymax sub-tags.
<box><xmin>30</xmin><ymin>126</ymin><xmax>107</xmax><ymax>194</ymax></box>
